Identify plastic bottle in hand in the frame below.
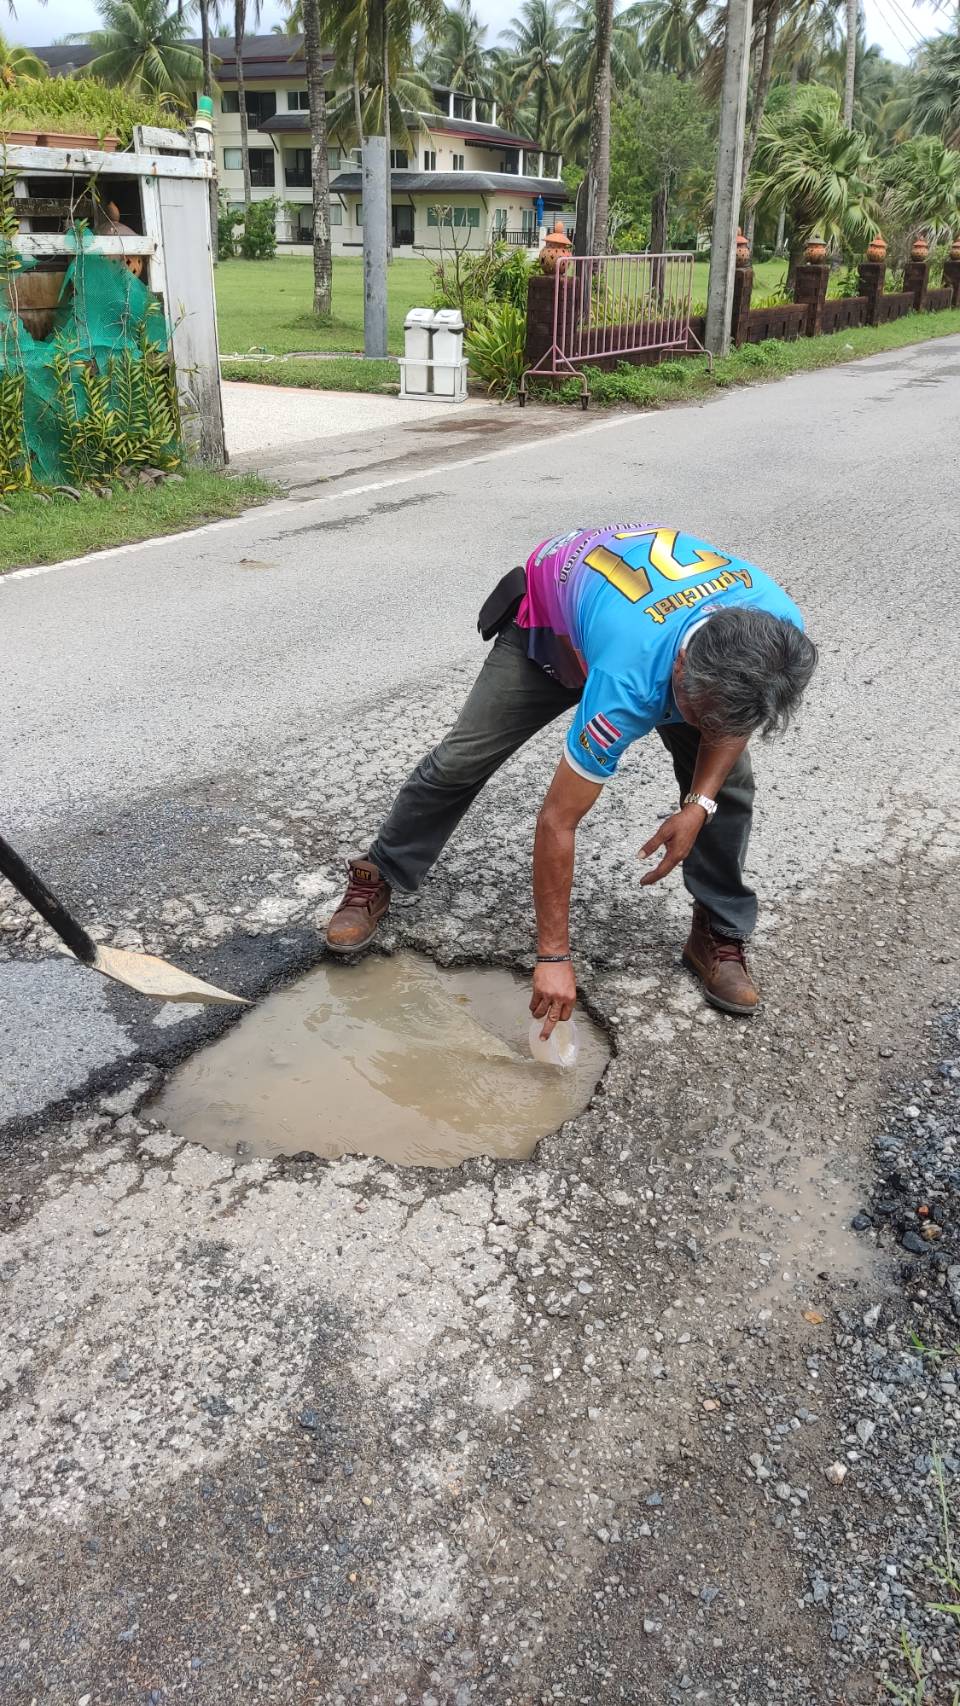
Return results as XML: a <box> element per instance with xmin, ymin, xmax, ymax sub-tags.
<box><xmin>528</xmin><ymin>1017</ymin><xmax>580</xmax><ymax>1069</ymax></box>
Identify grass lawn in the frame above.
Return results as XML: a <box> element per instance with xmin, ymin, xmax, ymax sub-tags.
<box><xmin>213</xmin><ymin>255</ymin><xmax>796</xmax><ymax>360</ymax></box>
<box><xmin>215</xmin><ymin>256</ymin><xmax>435</xmax><ymax>356</ymax></box>
<box><xmin>0</xmin><ymin>470</ymin><xmax>275</xmax><ymax>575</ymax></box>
<box><xmin>220</xmin><ymin>355</ymin><xmax>399</xmax><ymax>392</ymax></box>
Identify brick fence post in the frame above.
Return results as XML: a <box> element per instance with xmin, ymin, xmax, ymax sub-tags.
<box><xmin>794</xmin><ymin>262</ymin><xmax>829</xmax><ymax>337</ymax></box>
<box><xmin>858</xmin><ymin>259</ymin><xmax>886</xmax><ymax>326</ymax></box>
<box><xmin>903</xmin><ymin>256</ymin><xmax>929</xmax><ymax>313</ymax></box>
<box><xmin>731</xmin><ymin>264</ymin><xmax>754</xmax><ymax>346</ymax></box>
<box><xmin>525</xmin><ymin>272</ymin><xmax>556</xmax><ymax>369</ymax></box>
<box><xmin>945</xmin><ymin>257</ymin><xmax>960</xmax><ymax>309</ymax></box>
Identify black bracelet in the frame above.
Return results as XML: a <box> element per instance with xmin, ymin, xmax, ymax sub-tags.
<box><xmin>536</xmin><ymin>953</ymin><xmax>572</xmax><ymax>964</ymax></box>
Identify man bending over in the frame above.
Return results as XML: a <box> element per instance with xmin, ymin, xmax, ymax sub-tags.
<box><xmin>326</xmin><ymin>525</ymin><xmax>817</xmax><ymax>1036</ymax></box>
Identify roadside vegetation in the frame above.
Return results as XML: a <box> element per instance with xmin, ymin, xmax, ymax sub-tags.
<box><xmin>0</xmin><ymin>470</ymin><xmax>275</xmax><ymax>575</ymax></box>
<box><xmin>545</xmin><ymin>307</ymin><xmax>960</xmax><ymax>405</ymax></box>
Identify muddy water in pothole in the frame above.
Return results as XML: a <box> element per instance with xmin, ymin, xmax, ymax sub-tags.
<box><xmin>153</xmin><ymin>952</ymin><xmax>611</xmax><ymax>1167</ymax></box>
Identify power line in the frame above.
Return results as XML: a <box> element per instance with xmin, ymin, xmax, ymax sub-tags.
<box><xmin>884</xmin><ymin>0</ymin><xmax>928</xmax><ymax>46</ymax></box>
<box><xmin>870</xmin><ymin>0</ymin><xmax>917</xmax><ymax>56</ymax></box>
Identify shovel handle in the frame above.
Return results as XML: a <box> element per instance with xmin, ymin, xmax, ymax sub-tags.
<box><xmin>0</xmin><ymin>833</ymin><xmax>97</xmax><ymax>964</ymax></box>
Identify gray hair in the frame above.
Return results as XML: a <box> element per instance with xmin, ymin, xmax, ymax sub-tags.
<box><xmin>683</xmin><ymin>609</ymin><xmax>818</xmax><ymax>739</ymax></box>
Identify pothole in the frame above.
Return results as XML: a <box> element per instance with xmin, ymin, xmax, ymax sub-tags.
<box><xmin>151</xmin><ymin>952</ymin><xmax>611</xmax><ymax>1167</ymax></box>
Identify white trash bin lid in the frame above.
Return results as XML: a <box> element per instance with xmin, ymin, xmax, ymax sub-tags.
<box><xmin>431</xmin><ymin>308</ymin><xmax>465</xmax><ymax>331</ymax></box>
<box><xmin>404</xmin><ymin>307</ymin><xmax>435</xmax><ymax>328</ymax></box>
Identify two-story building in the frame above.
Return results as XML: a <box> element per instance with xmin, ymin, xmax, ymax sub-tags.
<box><xmin>34</xmin><ymin>33</ymin><xmax>571</xmax><ymax>257</ymax></box>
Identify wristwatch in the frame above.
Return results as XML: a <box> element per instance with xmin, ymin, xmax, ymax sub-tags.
<box><xmin>683</xmin><ymin>791</ymin><xmax>717</xmax><ymax>820</ymax></box>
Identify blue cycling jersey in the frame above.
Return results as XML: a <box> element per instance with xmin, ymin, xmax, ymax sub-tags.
<box><xmin>514</xmin><ymin>524</ymin><xmax>805</xmax><ymax>781</ymax></box>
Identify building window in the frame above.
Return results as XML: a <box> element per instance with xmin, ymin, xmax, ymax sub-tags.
<box><xmin>249</xmin><ymin>148</ymin><xmax>275</xmax><ymax>188</ymax></box>
<box><xmin>330</xmin><ymin>203</ymin><xmax>343</xmax><ymax>226</ymax></box>
<box><xmin>220</xmin><ymin>89</ymin><xmax>277</xmax><ymax>128</ymax></box>
<box><xmin>355</xmin><ymin>202</ymin><xmax>362</xmax><ymax>224</ymax></box>
<box><xmin>493</xmin><ymin>207</ymin><xmax>507</xmax><ymax>234</ymax></box>
<box><xmin>452</xmin><ymin>93</ymin><xmax>470</xmax><ymax>118</ymax></box>
<box><xmin>427</xmin><ymin>206</ymin><xmax>478</xmax><ymax>228</ymax></box>
<box><xmin>285</xmin><ymin>147</ymin><xmax>311</xmax><ymax>188</ymax></box>
<box><xmin>452</xmin><ymin>153</ymin><xmax>465</xmax><ymax>171</ymax></box>
<box><xmin>389</xmin><ymin>149</ymin><xmax>408</xmax><ymax>168</ymax></box>
<box><xmin>423</xmin><ymin>149</ymin><xmax>437</xmax><ymax>171</ymax></box>
<box><xmin>287</xmin><ymin>89</ymin><xmax>309</xmax><ymax>111</ymax></box>
<box><xmin>223</xmin><ymin>143</ymin><xmax>274</xmax><ymax>183</ymax></box>
<box><xmin>327</xmin><ymin>145</ymin><xmax>340</xmax><ymax>172</ymax></box>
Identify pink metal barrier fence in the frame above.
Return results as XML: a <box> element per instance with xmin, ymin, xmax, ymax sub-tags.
<box><xmin>519</xmin><ymin>251</ymin><xmax>705</xmax><ymax>408</ymax></box>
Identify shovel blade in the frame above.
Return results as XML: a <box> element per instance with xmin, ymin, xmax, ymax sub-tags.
<box><xmin>92</xmin><ymin>944</ymin><xmax>247</xmax><ymax>1006</ymax></box>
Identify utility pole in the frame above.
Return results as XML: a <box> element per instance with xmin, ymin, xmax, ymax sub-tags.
<box><xmin>363</xmin><ymin>135</ymin><xmax>388</xmax><ymax>358</ymax></box>
<box><xmin>704</xmin><ymin>0</ymin><xmax>754</xmax><ymax>357</ymax></box>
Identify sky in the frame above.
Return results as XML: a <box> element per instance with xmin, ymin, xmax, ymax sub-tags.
<box><xmin>5</xmin><ymin>0</ymin><xmax>951</xmax><ymax>69</ymax></box>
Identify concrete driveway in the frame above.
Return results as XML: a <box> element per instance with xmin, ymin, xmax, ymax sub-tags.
<box><xmin>221</xmin><ymin>375</ymin><xmax>496</xmax><ymax>464</ymax></box>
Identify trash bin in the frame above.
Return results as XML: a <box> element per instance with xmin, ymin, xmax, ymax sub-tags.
<box><xmin>431</xmin><ymin>308</ymin><xmax>466</xmax><ymax>400</ymax></box>
<box><xmin>400</xmin><ymin>307</ymin><xmax>434</xmax><ymax>397</ymax></box>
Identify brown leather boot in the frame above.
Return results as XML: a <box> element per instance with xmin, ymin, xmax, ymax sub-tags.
<box><xmin>325</xmin><ymin>859</ymin><xmax>391</xmax><ymax>955</ymax></box>
<box><xmin>682</xmin><ymin>903</ymin><xmax>759</xmax><ymax>1016</ymax></box>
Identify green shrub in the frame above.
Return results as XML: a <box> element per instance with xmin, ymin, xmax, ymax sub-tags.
<box><xmin>433</xmin><ymin>239</ymin><xmax>535</xmax><ymax>325</ymax></box>
<box><xmin>489</xmin><ymin>246</ymin><xmax>536</xmax><ymax>312</ymax></box>
<box><xmin>612</xmin><ymin>223</ymin><xmax>647</xmax><ymax>254</ymax></box>
<box><xmin>465</xmin><ymin>301</ymin><xmax>527</xmax><ymax>397</ymax></box>
<box><xmin>0</xmin><ymin>77</ymin><xmax>181</xmax><ymax>148</ymax></box>
<box><xmin>240</xmin><ymin>198</ymin><xmax>278</xmax><ymax>261</ymax></box>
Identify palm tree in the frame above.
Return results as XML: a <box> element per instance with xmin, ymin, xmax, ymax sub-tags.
<box><xmin>0</xmin><ymin>32</ymin><xmax>48</xmax><ymax>81</ymax></box>
<box><xmin>748</xmin><ymin>84</ymin><xmax>878</xmax><ymax>280</ymax></box>
<box><xmin>233</xmin><ymin>0</ymin><xmax>263</xmax><ymax>210</ymax></box>
<box><xmin>586</xmin><ymin>0</ymin><xmax>613</xmax><ymax>248</ymax></box>
<box><xmin>772</xmin><ymin>0</ymin><xmax>841</xmax><ymax>88</ymax></box>
<box><xmin>488</xmin><ymin>45</ymin><xmax>536</xmax><ymax>130</ymax></box>
<box><xmin>194</xmin><ymin>0</ymin><xmax>223</xmax><ymax>100</ymax></box>
<box><xmin>302</xmin><ymin>0</ymin><xmax>332</xmax><ymax>316</ymax></box>
<box><xmin>741</xmin><ymin>0</ymin><xmax>782</xmax><ymax>191</ymax></box>
<box><xmin>330</xmin><ymin>0</ymin><xmax>442</xmax><ymax>259</ymax></box>
<box><xmin>842</xmin><ymin>0</ymin><xmax>857</xmax><ymax>127</ymax></box>
<box><xmin>279</xmin><ymin>0</ymin><xmax>332</xmax><ymax>310</ymax></box>
<box><xmin>498</xmin><ymin>0</ymin><xmax>568</xmax><ymax>144</ymax></box>
<box><xmin>557</xmin><ymin>0</ymin><xmax>637</xmax><ymax>161</ymax></box>
<box><xmin>282</xmin><ymin>0</ymin><xmax>332</xmax><ymax>312</ymax></box>
<box><xmin>422</xmin><ymin>0</ymin><xmax>493</xmax><ymax>99</ymax></box>
<box><xmin>909</xmin><ymin>28</ymin><xmax>960</xmax><ymax>148</ymax></box>
<box><xmin>882</xmin><ymin>134</ymin><xmax>960</xmax><ymax>246</ymax></box>
<box><xmin>627</xmin><ymin>0</ymin><xmax>704</xmax><ymax>78</ymax></box>
<box><xmin>326</xmin><ymin>47</ymin><xmax>434</xmax><ymax>150</ymax></box>
<box><xmin>80</xmin><ymin>0</ymin><xmax>204</xmax><ymax>101</ymax></box>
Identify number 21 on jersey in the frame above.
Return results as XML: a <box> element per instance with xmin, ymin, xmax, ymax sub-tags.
<box><xmin>584</xmin><ymin>528</ymin><xmax>731</xmax><ymax>604</ymax></box>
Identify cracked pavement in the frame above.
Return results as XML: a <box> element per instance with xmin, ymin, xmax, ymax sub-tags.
<box><xmin>2</xmin><ymin>341</ymin><xmax>960</xmax><ymax>1704</ymax></box>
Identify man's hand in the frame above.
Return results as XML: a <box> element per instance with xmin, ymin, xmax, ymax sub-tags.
<box><xmin>639</xmin><ymin>802</ymin><xmax>706</xmax><ymax>886</ymax></box>
<box><xmin>530</xmin><ymin>959</ymin><xmax>577</xmax><ymax>1040</ymax></box>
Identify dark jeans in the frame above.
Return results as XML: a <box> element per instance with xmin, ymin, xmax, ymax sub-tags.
<box><xmin>369</xmin><ymin>622</ymin><xmax>757</xmax><ymax>939</ymax></box>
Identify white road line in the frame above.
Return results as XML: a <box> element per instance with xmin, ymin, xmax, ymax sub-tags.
<box><xmin>0</xmin><ymin>411</ymin><xmax>644</xmax><ymax>586</ymax></box>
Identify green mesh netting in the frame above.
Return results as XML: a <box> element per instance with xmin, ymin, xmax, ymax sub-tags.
<box><xmin>0</xmin><ymin>241</ymin><xmax>183</xmax><ymax>494</ymax></box>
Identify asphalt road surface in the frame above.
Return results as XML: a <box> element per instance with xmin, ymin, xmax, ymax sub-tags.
<box><xmin>1</xmin><ymin>339</ymin><xmax>960</xmax><ymax>1705</ymax></box>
